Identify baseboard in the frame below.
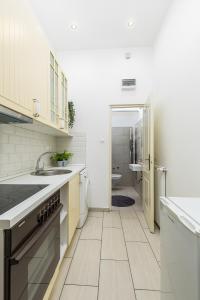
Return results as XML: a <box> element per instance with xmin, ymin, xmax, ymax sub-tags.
<box><xmin>89</xmin><ymin>207</ymin><xmax>110</xmax><ymax>212</ymax></box>
<box><xmin>155</xmin><ymin>221</ymin><xmax>160</xmax><ymax>229</ymax></box>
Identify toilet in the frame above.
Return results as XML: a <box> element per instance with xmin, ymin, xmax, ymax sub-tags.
<box><xmin>112</xmin><ymin>174</ymin><xmax>122</xmax><ymax>187</ymax></box>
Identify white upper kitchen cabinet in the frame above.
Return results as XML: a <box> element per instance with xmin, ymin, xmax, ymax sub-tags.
<box><xmin>0</xmin><ymin>0</ymin><xmax>70</xmax><ymax>129</ymax></box>
<box><xmin>61</xmin><ymin>71</ymin><xmax>68</xmax><ymax>131</ymax></box>
<box><xmin>49</xmin><ymin>52</ymin><xmax>68</xmax><ymax>133</ymax></box>
<box><xmin>0</xmin><ymin>0</ymin><xmax>69</xmax><ymax>133</ymax></box>
<box><xmin>0</xmin><ymin>0</ymin><xmax>49</xmax><ymax>121</ymax></box>
<box><xmin>29</xmin><ymin>17</ymin><xmax>50</xmax><ymax>125</ymax></box>
<box><xmin>0</xmin><ymin>0</ymin><xmax>33</xmax><ymax>116</ymax></box>
<box><xmin>50</xmin><ymin>52</ymin><xmax>59</xmax><ymax>127</ymax></box>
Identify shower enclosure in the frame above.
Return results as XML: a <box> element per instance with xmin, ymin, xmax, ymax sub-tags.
<box><xmin>112</xmin><ymin>127</ymin><xmax>135</xmax><ymax>186</ymax></box>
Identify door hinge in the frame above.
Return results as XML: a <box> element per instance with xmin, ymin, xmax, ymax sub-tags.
<box><xmin>145</xmin><ymin>154</ymin><xmax>150</xmax><ymax>171</ymax></box>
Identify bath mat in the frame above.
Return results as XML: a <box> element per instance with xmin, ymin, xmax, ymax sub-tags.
<box><xmin>112</xmin><ymin>195</ymin><xmax>135</xmax><ymax>207</ymax></box>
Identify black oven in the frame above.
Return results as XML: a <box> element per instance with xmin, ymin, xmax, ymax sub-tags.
<box><xmin>4</xmin><ymin>190</ymin><xmax>62</xmax><ymax>300</ymax></box>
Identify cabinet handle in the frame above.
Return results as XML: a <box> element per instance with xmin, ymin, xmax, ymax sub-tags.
<box><xmin>33</xmin><ymin>99</ymin><xmax>40</xmax><ymax>117</ymax></box>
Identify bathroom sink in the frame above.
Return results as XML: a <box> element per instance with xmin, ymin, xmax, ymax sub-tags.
<box><xmin>129</xmin><ymin>164</ymin><xmax>142</xmax><ymax>172</ymax></box>
<box><xmin>31</xmin><ymin>169</ymin><xmax>72</xmax><ymax>176</ymax></box>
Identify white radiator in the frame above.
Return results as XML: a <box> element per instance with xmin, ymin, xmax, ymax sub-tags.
<box><xmin>154</xmin><ymin>165</ymin><xmax>167</xmax><ymax>226</ymax></box>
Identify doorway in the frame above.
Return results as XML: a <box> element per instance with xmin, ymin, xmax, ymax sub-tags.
<box><xmin>108</xmin><ymin>104</ymin><xmax>155</xmax><ymax>232</ymax></box>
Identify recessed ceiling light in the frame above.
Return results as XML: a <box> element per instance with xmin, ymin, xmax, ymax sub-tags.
<box><xmin>70</xmin><ymin>23</ymin><xmax>78</xmax><ymax>30</ymax></box>
<box><xmin>127</xmin><ymin>20</ymin><xmax>135</xmax><ymax>28</ymax></box>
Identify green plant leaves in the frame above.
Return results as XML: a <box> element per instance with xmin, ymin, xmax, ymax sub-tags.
<box><xmin>51</xmin><ymin>151</ymin><xmax>73</xmax><ymax>162</ymax></box>
<box><xmin>68</xmin><ymin>101</ymin><xmax>75</xmax><ymax>128</ymax></box>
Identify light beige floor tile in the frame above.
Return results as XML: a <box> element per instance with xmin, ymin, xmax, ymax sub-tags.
<box><xmin>49</xmin><ymin>258</ymin><xmax>71</xmax><ymax>300</ymax></box>
<box><xmin>112</xmin><ymin>187</ymin><xmax>127</xmax><ymax>196</ymax></box>
<box><xmin>135</xmin><ymin>290</ymin><xmax>160</xmax><ymax>300</ymax></box>
<box><xmin>101</xmin><ymin>228</ymin><xmax>127</xmax><ymax>260</ymax></box>
<box><xmin>111</xmin><ymin>205</ymin><xmax>120</xmax><ymax>211</ymax></box>
<box><xmin>80</xmin><ymin>217</ymin><xmax>102</xmax><ymax>240</ymax></box>
<box><xmin>103</xmin><ymin>211</ymin><xmax>121</xmax><ymax>228</ymax></box>
<box><xmin>65</xmin><ymin>229</ymin><xmax>81</xmax><ymax>258</ymax></box>
<box><xmin>66</xmin><ymin>239</ymin><xmax>101</xmax><ymax>286</ymax></box>
<box><xmin>136</xmin><ymin>210</ymin><xmax>149</xmax><ymax>229</ymax></box>
<box><xmin>126</xmin><ymin>187</ymin><xmax>140</xmax><ymax>199</ymax></box>
<box><xmin>144</xmin><ymin>226</ymin><xmax>160</xmax><ymax>262</ymax></box>
<box><xmin>60</xmin><ymin>285</ymin><xmax>98</xmax><ymax>300</ymax></box>
<box><xmin>121</xmin><ymin>217</ymin><xmax>147</xmax><ymax>242</ymax></box>
<box><xmin>120</xmin><ymin>206</ymin><xmax>137</xmax><ymax>219</ymax></box>
<box><xmin>127</xmin><ymin>242</ymin><xmax>160</xmax><ymax>290</ymax></box>
<box><xmin>134</xmin><ymin>201</ymin><xmax>143</xmax><ymax>212</ymax></box>
<box><xmin>89</xmin><ymin>211</ymin><xmax>104</xmax><ymax>218</ymax></box>
<box><xmin>99</xmin><ymin>260</ymin><xmax>135</xmax><ymax>300</ymax></box>
<box><xmin>113</xmin><ymin>186</ymin><xmax>141</xmax><ymax>209</ymax></box>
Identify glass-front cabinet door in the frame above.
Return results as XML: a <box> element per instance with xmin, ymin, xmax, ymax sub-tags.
<box><xmin>61</xmin><ymin>72</ymin><xmax>65</xmax><ymax>121</ymax></box>
<box><xmin>55</xmin><ymin>60</ymin><xmax>59</xmax><ymax>124</ymax></box>
<box><xmin>60</xmin><ymin>72</ymin><xmax>68</xmax><ymax>131</ymax></box>
<box><xmin>50</xmin><ymin>52</ymin><xmax>59</xmax><ymax>126</ymax></box>
<box><xmin>64</xmin><ymin>77</ymin><xmax>68</xmax><ymax>130</ymax></box>
<box><xmin>50</xmin><ymin>52</ymin><xmax>68</xmax><ymax>132</ymax></box>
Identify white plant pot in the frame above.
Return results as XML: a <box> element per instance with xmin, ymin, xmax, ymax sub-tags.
<box><xmin>63</xmin><ymin>160</ymin><xmax>69</xmax><ymax>167</ymax></box>
<box><xmin>57</xmin><ymin>161</ymin><xmax>64</xmax><ymax>167</ymax></box>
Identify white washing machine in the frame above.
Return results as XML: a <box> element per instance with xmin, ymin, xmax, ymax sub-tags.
<box><xmin>77</xmin><ymin>168</ymin><xmax>89</xmax><ymax>228</ymax></box>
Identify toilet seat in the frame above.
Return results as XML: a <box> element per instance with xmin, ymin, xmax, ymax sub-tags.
<box><xmin>112</xmin><ymin>174</ymin><xmax>122</xmax><ymax>180</ymax></box>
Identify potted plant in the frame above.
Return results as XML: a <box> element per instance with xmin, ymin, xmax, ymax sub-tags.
<box><xmin>51</xmin><ymin>152</ymin><xmax>64</xmax><ymax>167</ymax></box>
<box><xmin>63</xmin><ymin>150</ymin><xmax>73</xmax><ymax>166</ymax></box>
<box><xmin>51</xmin><ymin>151</ymin><xmax>73</xmax><ymax>167</ymax></box>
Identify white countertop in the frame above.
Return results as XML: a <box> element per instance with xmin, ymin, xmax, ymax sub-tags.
<box><xmin>0</xmin><ymin>164</ymin><xmax>85</xmax><ymax>229</ymax></box>
<box><xmin>167</xmin><ymin>197</ymin><xmax>200</xmax><ymax>227</ymax></box>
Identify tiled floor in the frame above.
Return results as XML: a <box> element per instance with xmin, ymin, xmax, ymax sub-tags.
<box><xmin>50</xmin><ymin>186</ymin><xmax>160</xmax><ymax>300</ymax></box>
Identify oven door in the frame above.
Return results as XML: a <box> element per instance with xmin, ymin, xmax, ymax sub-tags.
<box><xmin>6</xmin><ymin>205</ymin><xmax>62</xmax><ymax>300</ymax></box>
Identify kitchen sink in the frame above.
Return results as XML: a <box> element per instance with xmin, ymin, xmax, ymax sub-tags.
<box><xmin>31</xmin><ymin>169</ymin><xmax>72</xmax><ymax>176</ymax></box>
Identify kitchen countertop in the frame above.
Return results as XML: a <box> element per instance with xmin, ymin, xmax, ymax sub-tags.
<box><xmin>0</xmin><ymin>164</ymin><xmax>85</xmax><ymax>229</ymax></box>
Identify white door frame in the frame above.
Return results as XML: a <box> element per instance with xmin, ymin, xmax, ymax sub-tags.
<box><xmin>108</xmin><ymin>104</ymin><xmax>146</xmax><ymax>210</ymax></box>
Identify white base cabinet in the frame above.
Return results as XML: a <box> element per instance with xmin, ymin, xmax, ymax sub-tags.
<box><xmin>43</xmin><ymin>175</ymin><xmax>80</xmax><ymax>299</ymax></box>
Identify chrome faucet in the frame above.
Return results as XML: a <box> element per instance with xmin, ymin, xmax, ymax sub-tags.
<box><xmin>35</xmin><ymin>151</ymin><xmax>55</xmax><ymax>172</ymax></box>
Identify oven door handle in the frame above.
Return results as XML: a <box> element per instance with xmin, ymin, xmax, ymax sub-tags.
<box><xmin>10</xmin><ymin>204</ymin><xmax>63</xmax><ymax>265</ymax></box>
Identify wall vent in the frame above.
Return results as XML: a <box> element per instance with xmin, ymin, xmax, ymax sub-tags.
<box><xmin>122</xmin><ymin>78</ymin><xmax>136</xmax><ymax>90</ymax></box>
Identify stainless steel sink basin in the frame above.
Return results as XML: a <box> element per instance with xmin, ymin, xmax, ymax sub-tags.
<box><xmin>31</xmin><ymin>169</ymin><xmax>72</xmax><ymax>176</ymax></box>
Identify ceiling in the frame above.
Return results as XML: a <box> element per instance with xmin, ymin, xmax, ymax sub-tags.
<box><xmin>29</xmin><ymin>0</ymin><xmax>173</xmax><ymax>51</ymax></box>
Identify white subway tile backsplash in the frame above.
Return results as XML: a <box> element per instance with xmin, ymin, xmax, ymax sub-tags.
<box><xmin>9</xmin><ymin>135</ymin><xmax>22</xmax><ymax>144</ymax></box>
<box><xmin>15</xmin><ymin>145</ymin><xmax>25</xmax><ymax>153</ymax></box>
<box><xmin>0</xmin><ymin>134</ymin><xmax>9</xmax><ymax>144</ymax></box>
<box><xmin>56</xmin><ymin>132</ymin><xmax>86</xmax><ymax>164</ymax></box>
<box><xmin>0</xmin><ymin>125</ymin><xmax>15</xmax><ymax>134</ymax></box>
<box><xmin>9</xmin><ymin>154</ymin><xmax>20</xmax><ymax>162</ymax></box>
<box><xmin>0</xmin><ymin>144</ymin><xmax>16</xmax><ymax>154</ymax></box>
<box><xmin>0</xmin><ymin>125</ymin><xmax>56</xmax><ymax>178</ymax></box>
<box><xmin>0</xmin><ymin>126</ymin><xmax>86</xmax><ymax>178</ymax></box>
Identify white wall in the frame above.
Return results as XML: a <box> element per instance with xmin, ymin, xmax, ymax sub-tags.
<box><xmin>153</xmin><ymin>0</ymin><xmax>200</xmax><ymax>199</ymax></box>
<box><xmin>58</xmin><ymin>47</ymin><xmax>153</xmax><ymax>208</ymax></box>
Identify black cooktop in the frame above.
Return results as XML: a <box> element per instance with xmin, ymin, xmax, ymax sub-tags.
<box><xmin>0</xmin><ymin>184</ymin><xmax>48</xmax><ymax>215</ymax></box>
